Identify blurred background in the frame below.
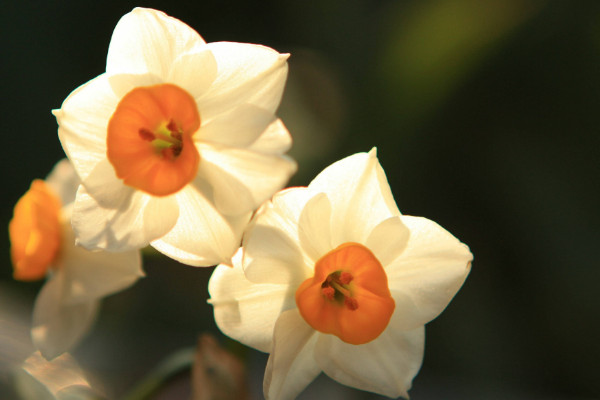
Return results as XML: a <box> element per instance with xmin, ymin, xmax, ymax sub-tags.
<box><xmin>1</xmin><ymin>0</ymin><xmax>599</xmax><ymax>399</ymax></box>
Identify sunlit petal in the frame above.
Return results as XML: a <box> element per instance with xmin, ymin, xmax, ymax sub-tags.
<box><xmin>297</xmin><ymin>193</ymin><xmax>332</xmax><ymax>263</ymax></box>
<box><xmin>106</xmin><ymin>7</ymin><xmax>205</xmax><ymax>78</ymax></box>
<box><xmin>151</xmin><ymin>183</ymin><xmax>249</xmax><ymax>266</ymax></box>
<box><xmin>54</xmin><ymin>74</ymin><xmax>117</xmax><ymax>183</ymax></box>
<box><xmin>198</xmin><ymin>144</ymin><xmax>297</xmax><ymax>215</ymax></box>
<box><xmin>199</xmin><ymin>42</ymin><xmax>289</xmax><ymax>121</ymax></box>
<box><xmin>60</xmin><ymin>222</ymin><xmax>143</xmax><ymax>304</ymax></box>
<box><xmin>386</xmin><ymin>216</ymin><xmax>472</xmax><ymax>330</ymax></box>
<box><xmin>309</xmin><ymin>148</ymin><xmax>401</xmax><ymax>246</ymax></box>
<box><xmin>72</xmin><ymin>185</ymin><xmax>178</xmax><ymax>251</ymax></box>
<box><xmin>208</xmin><ymin>250</ymin><xmax>294</xmax><ymax>352</ymax></box>
<box><xmin>243</xmin><ymin>188</ymin><xmax>314</xmax><ymax>285</ymax></box>
<box><xmin>264</xmin><ymin>309</ymin><xmax>320</xmax><ymax>400</ymax></box>
<box><xmin>45</xmin><ymin>159</ymin><xmax>80</xmax><ymax>207</ymax></box>
<box><xmin>315</xmin><ymin>326</ymin><xmax>424</xmax><ymax>399</ymax></box>
<box><xmin>248</xmin><ymin>119</ymin><xmax>292</xmax><ymax>155</ymax></box>
<box><xmin>31</xmin><ymin>274</ymin><xmax>99</xmax><ymax>360</ymax></box>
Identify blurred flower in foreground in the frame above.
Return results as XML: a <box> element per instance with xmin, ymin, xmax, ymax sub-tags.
<box><xmin>209</xmin><ymin>149</ymin><xmax>472</xmax><ymax>399</ymax></box>
<box><xmin>14</xmin><ymin>351</ymin><xmax>102</xmax><ymax>400</ymax></box>
<box><xmin>9</xmin><ymin>160</ymin><xmax>143</xmax><ymax>359</ymax></box>
<box><xmin>54</xmin><ymin>7</ymin><xmax>295</xmax><ymax>266</ymax></box>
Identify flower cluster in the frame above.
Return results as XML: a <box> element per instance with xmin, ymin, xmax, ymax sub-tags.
<box><xmin>9</xmin><ymin>7</ymin><xmax>472</xmax><ymax>399</ymax></box>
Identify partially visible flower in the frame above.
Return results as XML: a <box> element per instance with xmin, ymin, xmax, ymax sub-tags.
<box><xmin>209</xmin><ymin>149</ymin><xmax>472</xmax><ymax>399</ymax></box>
<box><xmin>14</xmin><ymin>351</ymin><xmax>101</xmax><ymax>400</ymax></box>
<box><xmin>54</xmin><ymin>7</ymin><xmax>296</xmax><ymax>266</ymax></box>
<box><xmin>9</xmin><ymin>160</ymin><xmax>143</xmax><ymax>359</ymax></box>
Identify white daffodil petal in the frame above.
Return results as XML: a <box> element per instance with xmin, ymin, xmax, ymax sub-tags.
<box><xmin>208</xmin><ymin>250</ymin><xmax>294</xmax><ymax>352</ymax></box>
<box><xmin>197</xmin><ymin>104</ymin><xmax>276</xmax><ymax>148</ymax></box>
<box><xmin>31</xmin><ymin>275</ymin><xmax>99</xmax><ymax>360</ymax></box>
<box><xmin>309</xmin><ymin>148</ymin><xmax>401</xmax><ymax>246</ymax></box>
<box><xmin>243</xmin><ymin>188</ymin><xmax>314</xmax><ymax>285</ymax></box>
<box><xmin>79</xmin><ymin>159</ymin><xmax>129</xmax><ymax>207</ymax></box>
<box><xmin>249</xmin><ymin>119</ymin><xmax>293</xmax><ymax>155</ymax></box>
<box><xmin>198</xmin><ymin>145</ymin><xmax>297</xmax><ymax>216</ymax></box>
<box><xmin>365</xmin><ymin>216</ymin><xmax>410</xmax><ymax>266</ymax></box>
<box><xmin>264</xmin><ymin>309</ymin><xmax>320</xmax><ymax>400</ymax></box>
<box><xmin>315</xmin><ymin>326</ymin><xmax>425</xmax><ymax>399</ymax></box>
<box><xmin>19</xmin><ymin>351</ymin><xmax>97</xmax><ymax>399</ymax></box>
<box><xmin>54</xmin><ymin>74</ymin><xmax>118</xmax><ymax>182</ymax></box>
<box><xmin>199</xmin><ymin>42</ymin><xmax>289</xmax><ymax>120</ymax></box>
<box><xmin>107</xmin><ymin>72</ymin><xmax>162</xmax><ymax>99</ymax></box>
<box><xmin>298</xmin><ymin>193</ymin><xmax>332</xmax><ymax>263</ymax></box>
<box><xmin>386</xmin><ymin>216</ymin><xmax>472</xmax><ymax>330</ymax></box>
<box><xmin>60</xmin><ymin>224</ymin><xmax>143</xmax><ymax>304</ymax></box>
<box><xmin>45</xmin><ymin>159</ymin><xmax>80</xmax><ymax>207</ymax></box>
<box><xmin>168</xmin><ymin>48</ymin><xmax>217</xmax><ymax>98</ymax></box>
<box><xmin>151</xmin><ymin>184</ymin><xmax>249</xmax><ymax>266</ymax></box>
<box><xmin>72</xmin><ymin>185</ymin><xmax>179</xmax><ymax>252</ymax></box>
<box><xmin>106</xmin><ymin>8</ymin><xmax>205</xmax><ymax>78</ymax></box>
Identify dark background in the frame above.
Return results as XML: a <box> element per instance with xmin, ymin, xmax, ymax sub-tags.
<box><xmin>1</xmin><ymin>0</ymin><xmax>599</xmax><ymax>399</ymax></box>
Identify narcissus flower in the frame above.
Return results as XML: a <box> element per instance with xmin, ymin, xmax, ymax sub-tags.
<box><xmin>54</xmin><ymin>7</ymin><xmax>296</xmax><ymax>266</ymax></box>
<box><xmin>209</xmin><ymin>149</ymin><xmax>472</xmax><ymax>399</ymax></box>
<box><xmin>9</xmin><ymin>160</ymin><xmax>143</xmax><ymax>359</ymax></box>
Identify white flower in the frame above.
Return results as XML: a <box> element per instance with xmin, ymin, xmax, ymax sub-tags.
<box><xmin>209</xmin><ymin>149</ymin><xmax>472</xmax><ymax>399</ymax></box>
<box><xmin>54</xmin><ymin>7</ymin><xmax>296</xmax><ymax>266</ymax></box>
<box><xmin>9</xmin><ymin>160</ymin><xmax>143</xmax><ymax>360</ymax></box>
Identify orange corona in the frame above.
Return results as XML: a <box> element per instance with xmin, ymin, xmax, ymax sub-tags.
<box><xmin>9</xmin><ymin>180</ymin><xmax>62</xmax><ymax>281</ymax></box>
<box><xmin>296</xmin><ymin>242</ymin><xmax>395</xmax><ymax>344</ymax></box>
<box><xmin>107</xmin><ymin>83</ymin><xmax>201</xmax><ymax>196</ymax></box>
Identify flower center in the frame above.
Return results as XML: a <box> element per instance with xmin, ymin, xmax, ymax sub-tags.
<box><xmin>296</xmin><ymin>242</ymin><xmax>395</xmax><ymax>345</ymax></box>
<box><xmin>9</xmin><ymin>180</ymin><xmax>62</xmax><ymax>281</ymax></box>
<box><xmin>107</xmin><ymin>83</ymin><xmax>201</xmax><ymax>197</ymax></box>
<box><xmin>320</xmin><ymin>271</ymin><xmax>359</xmax><ymax>310</ymax></box>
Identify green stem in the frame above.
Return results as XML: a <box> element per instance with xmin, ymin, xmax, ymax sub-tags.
<box><xmin>120</xmin><ymin>347</ymin><xmax>195</xmax><ymax>400</ymax></box>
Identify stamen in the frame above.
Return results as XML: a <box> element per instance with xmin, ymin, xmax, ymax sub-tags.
<box><xmin>166</xmin><ymin>119</ymin><xmax>178</xmax><ymax>133</ymax></box>
<box><xmin>139</xmin><ymin>128</ymin><xmax>156</xmax><ymax>141</ymax></box>
<box><xmin>171</xmin><ymin>131</ymin><xmax>182</xmax><ymax>142</ymax></box>
<box><xmin>339</xmin><ymin>271</ymin><xmax>353</xmax><ymax>285</ymax></box>
<box><xmin>321</xmin><ymin>286</ymin><xmax>335</xmax><ymax>300</ymax></box>
<box><xmin>161</xmin><ymin>148</ymin><xmax>176</xmax><ymax>160</ymax></box>
<box><xmin>154</xmin><ymin>131</ymin><xmax>181</xmax><ymax>146</ymax></box>
<box><xmin>344</xmin><ymin>297</ymin><xmax>359</xmax><ymax>310</ymax></box>
<box><xmin>329</xmin><ymin>279</ymin><xmax>352</xmax><ymax>299</ymax></box>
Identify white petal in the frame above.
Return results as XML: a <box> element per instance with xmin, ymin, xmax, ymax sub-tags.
<box><xmin>54</xmin><ymin>74</ymin><xmax>118</xmax><ymax>183</ymax></box>
<box><xmin>168</xmin><ymin>48</ymin><xmax>217</xmax><ymax>98</ymax></box>
<box><xmin>298</xmin><ymin>193</ymin><xmax>332</xmax><ymax>263</ymax></box>
<box><xmin>386</xmin><ymin>216</ymin><xmax>472</xmax><ymax>330</ymax></box>
<box><xmin>198</xmin><ymin>144</ymin><xmax>297</xmax><ymax>216</ymax></box>
<box><xmin>31</xmin><ymin>274</ymin><xmax>99</xmax><ymax>360</ymax></box>
<box><xmin>19</xmin><ymin>351</ymin><xmax>96</xmax><ymax>398</ymax></box>
<box><xmin>59</xmin><ymin>222</ymin><xmax>143</xmax><ymax>304</ymax></box>
<box><xmin>106</xmin><ymin>8</ymin><xmax>205</xmax><ymax>78</ymax></box>
<box><xmin>151</xmin><ymin>183</ymin><xmax>249</xmax><ymax>266</ymax></box>
<box><xmin>197</xmin><ymin>104</ymin><xmax>277</xmax><ymax>148</ymax></box>
<box><xmin>264</xmin><ymin>309</ymin><xmax>320</xmax><ymax>400</ymax></box>
<box><xmin>248</xmin><ymin>119</ymin><xmax>293</xmax><ymax>155</ymax></box>
<box><xmin>107</xmin><ymin>72</ymin><xmax>162</xmax><ymax>98</ymax></box>
<box><xmin>199</xmin><ymin>42</ymin><xmax>289</xmax><ymax>121</ymax></box>
<box><xmin>315</xmin><ymin>326</ymin><xmax>425</xmax><ymax>399</ymax></box>
<box><xmin>365</xmin><ymin>216</ymin><xmax>410</xmax><ymax>267</ymax></box>
<box><xmin>243</xmin><ymin>188</ymin><xmax>314</xmax><ymax>285</ymax></box>
<box><xmin>45</xmin><ymin>159</ymin><xmax>80</xmax><ymax>207</ymax></box>
<box><xmin>308</xmin><ymin>148</ymin><xmax>401</xmax><ymax>246</ymax></box>
<box><xmin>77</xmin><ymin>158</ymin><xmax>129</xmax><ymax>206</ymax></box>
<box><xmin>72</xmin><ymin>185</ymin><xmax>179</xmax><ymax>252</ymax></box>
<box><xmin>208</xmin><ymin>250</ymin><xmax>293</xmax><ymax>352</ymax></box>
